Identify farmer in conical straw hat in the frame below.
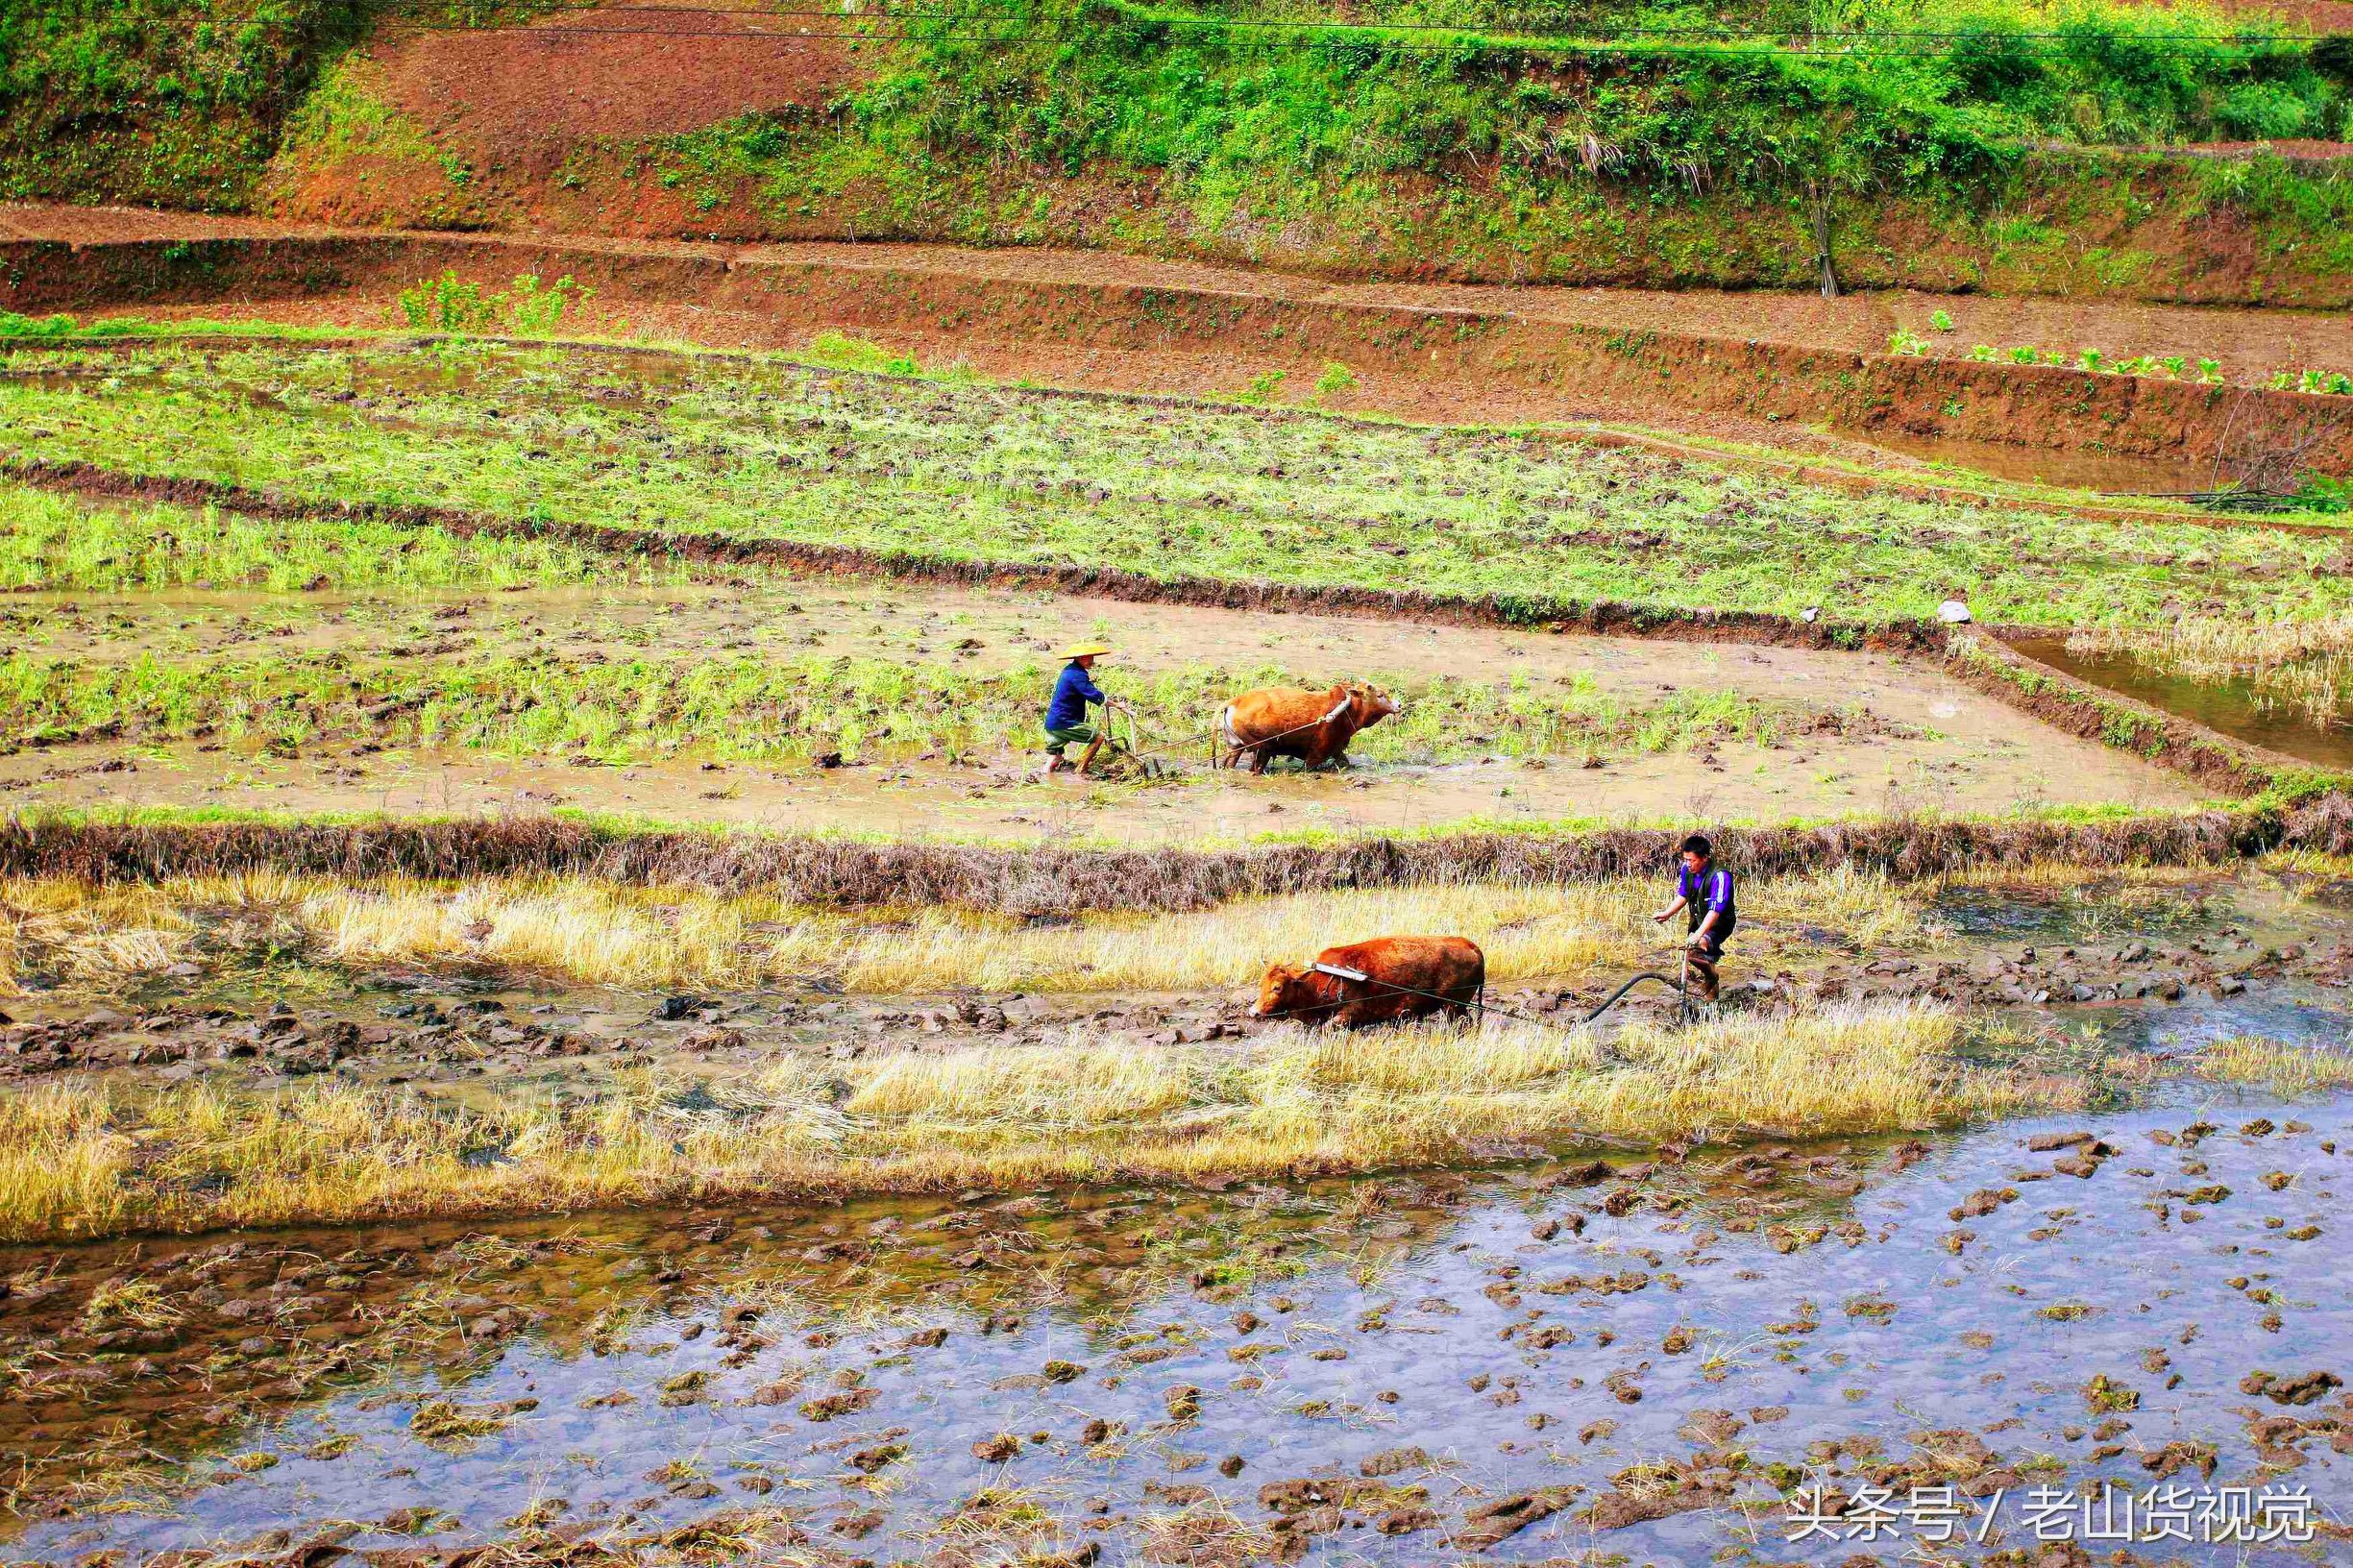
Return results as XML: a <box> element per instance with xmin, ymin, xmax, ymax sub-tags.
<box><xmin>1042</xmin><ymin>642</ymin><xmax>1115</xmax><ymax>774</ymax></box>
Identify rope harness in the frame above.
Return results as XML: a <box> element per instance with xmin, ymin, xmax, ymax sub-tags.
<box><xmin>1213</xmin><ymin>693</ymin><xmax>1356</xmax><ymax>770</ymax></box>
<box><xmin>1266</xmin><ymin>949</ymin><xmax>1703</xmax><ymax>1033</ymax></box>
<box><xmin>1060</xmin><ymin>692</ymin><xmax>1374</xmax><ymax>779</ymax></box>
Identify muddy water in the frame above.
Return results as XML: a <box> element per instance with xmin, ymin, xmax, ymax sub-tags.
<box><xmin>2014</xmin><ymin>636</ymin><xmax>2353</xmax><ymax>772</ymax></box>
<box><xmin>6</xmin><ymin>575</ymin><xmax>2209</xmax><ymax>837</ymax></box>
<box><xmin>2</xmin><ymin>582</ymin><xmax>2204</xmax><ymax>842</ymax></box>
<box><xmin>0</xmin><ymin>724</ymin><xmax>2203</xmax><ymax>846</ymax></box>
<box><xmin>7</xmin><ymin>1020</ymin><xmax>2348</xmax><ymax>1561</ymax></box>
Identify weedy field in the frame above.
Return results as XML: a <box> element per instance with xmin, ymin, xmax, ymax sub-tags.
<box><xmin>0</xmin><ymin>478</ymin><xmax>2213</xmax><ymax>839</ymax></box>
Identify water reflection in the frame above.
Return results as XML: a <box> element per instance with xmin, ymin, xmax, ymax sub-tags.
<box><xmin>8</xmin><ymin>1073</ymin><xmax>2348</xmax><ymax>1563</ymax></box>
<box><xmin>2013</xmin><ymin>636</ymin><xmax>2353</xmax><ymax>770</ymax></box>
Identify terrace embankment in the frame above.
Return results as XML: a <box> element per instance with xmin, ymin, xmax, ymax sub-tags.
<box><xmin>9</xmin><ymin>205</ymin><xmax>2353</xmax><ymax>478</ymax></box>
<box><xmin>11</xmin><ymin>792</ymin><xmax>2351</xmax><ymax>916</ymax></box>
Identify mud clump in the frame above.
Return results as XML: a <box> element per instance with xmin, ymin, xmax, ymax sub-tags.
<box><xmin>1451</xmin><ymin>1486</ymin><xmax>1581</xmax><ymax>1548</ymax></box>
<box><xmin>2242</xmin><ymin>1369</ymin><xmax>2343</xmax><ymax>1406</ymax></box>
<box><xmin>1360</xmin><ymin>1448</ymin><xmax>1430</xmax><ymax>1478</ymax></box>
<box><xmin>798</xmin><ymin>1386</ymin><xmax>877</xmax><ymax>1421</ymax></box>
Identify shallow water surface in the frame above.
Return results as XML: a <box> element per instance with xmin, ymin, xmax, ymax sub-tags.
<box><xmin>7</xmin><ymin>1062</ymin><xmax>2349</xmax><ymax>1562</ymax></box>
<box><xmin>2013</xmin><ymin>635</ymin><xmax>2353</xmax><ymax>771</ymax></box>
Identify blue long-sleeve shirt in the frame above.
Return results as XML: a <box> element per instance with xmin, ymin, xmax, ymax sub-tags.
<box><xmin>1045</xmin><ymin>662</ymin><xmax>1106</xmax><ymax>729</ymax></box>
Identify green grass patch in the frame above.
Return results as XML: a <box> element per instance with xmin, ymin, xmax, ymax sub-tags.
<box><xmin>5</xmin><ymin>339</ymin><xmax>2351</xmax><ymax>634</ymax></box>
<box><xmin>0</xmin><ymin>641</ymin><xmax>1858</xmax><ymax>767</ymax></box>
<box><xmin>0</xmin><ymin>482</ymin><xmax>692</xmax><ymax>592</ymax></box>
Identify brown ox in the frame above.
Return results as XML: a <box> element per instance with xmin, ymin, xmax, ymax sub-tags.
<box><xmin>1252</xmin><ymin>936</ymin><xmax>1486</xmax><ymax>1030</ymax></box>
<box><xmin>1216</xmin><ymin>684</ymin><xmax>1400</xmax><ymax>773</ymax></box>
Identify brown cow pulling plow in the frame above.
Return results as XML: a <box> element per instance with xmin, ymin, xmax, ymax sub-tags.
<box><xmin>1214</xmin><ymin>684</ymin><xmax>1399</xmax><ymax>773</ymax></box>
<box><xmin>1252</xmin><ymin>936</ymin><xmax>1486</xmax><ymax>1029</ymax></box>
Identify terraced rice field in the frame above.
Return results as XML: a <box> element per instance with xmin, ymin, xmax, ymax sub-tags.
<box><xmin>3</xmin><ymin>302</ymin><xmax>2351</xmax><ymax>1563</ymax></box>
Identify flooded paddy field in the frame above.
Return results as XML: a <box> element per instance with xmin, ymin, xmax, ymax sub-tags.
<box><xmin>2014</xmin><ymin>636</ymin><xmax>2353</xmax><ymax>775</ymax></box>
<box><xmin>4</xmin><ymin>1072</ymin><xmax>2347</xmax><ymax>1565</ymax></box>
<box><xmin>2</xmin><ymin>867</ymin><xmax>2352</xmax><ymax>1562</ymax></box>
<box><xmin>9</xmin><ymin>290</ymin><xmax>2353</xmax><ymax>1568</ymax></box>
<box><xmin>0</xmin><ymin>565</ymin><xmax>2199</xmax><ymax>843</ymax></box>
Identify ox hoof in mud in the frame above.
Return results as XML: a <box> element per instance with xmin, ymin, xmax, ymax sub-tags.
<box><xmin>1251</xmin><ymin>936</ymin><xmax>1485</xmax><ymax>1029</ymax></box>
<box><xmin>1215</xmin><ymin>684</ymin><xmax>1399</xmax><ymax>773</ymax></box>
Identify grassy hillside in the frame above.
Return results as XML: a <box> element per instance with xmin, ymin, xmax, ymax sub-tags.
<box><xmin>11</xmin><ymin>0</ymin><xmax>2353</xmax><ymax>297</ymax></box>
<box><xmin>0</xmin><ymin>0</ymin><xmax>365</xmax><ymax>207</ymax></box>
<box><xmin>628</xmin><ymin>0</ymin><xmax>2353</xmax><ymax>288</ymax></box>
<box><xmin>0</xmin><ymin>0</ymin><xmax>576</xmax><ymax>208</ymax></box>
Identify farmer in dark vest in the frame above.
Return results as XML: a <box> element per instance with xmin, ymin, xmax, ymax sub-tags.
<box><xmin>1653</xmin><ymin>832</ymin><xmax>1736</xmax><ymax>1001</ymax></box>
<box><xmin>1042</xmin><ymin>642</ymin><xmax>1113</xmax><ymax>774</ymax></box>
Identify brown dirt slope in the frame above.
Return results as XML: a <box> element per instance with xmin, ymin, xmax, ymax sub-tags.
<box><xmin>270</xmin><ymin>3</ymin><xmax>877</xmax><ymax>233</ymax></box>
<box><xmin>381</xmin><ymin>2</ymin><xmax>859</xmax><ymax>145</ymax></box>
<box><xmin>9</xmin><ymin>209</ymin><xmax>2353</xmax><ymax>480</ymax></box>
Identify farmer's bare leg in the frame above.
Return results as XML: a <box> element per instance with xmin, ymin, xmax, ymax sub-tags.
<box><xmin>1042</xmin><ymin>723</ymin><xmax>1095</xmax><ymax>776</ymax></box>
<box><xmin>1685</xmin><ymin>951</ymin><xmax>1721</xmax><ymax>1002</ymax></box>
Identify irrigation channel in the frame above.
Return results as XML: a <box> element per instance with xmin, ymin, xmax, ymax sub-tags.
<box><xmin>2014</xmin><ymin>636</ymin><xmax>2353</xmax><ymax>773</ymax></box>
<box><xmin>6</xmin><ymin>978</ymin><xmax>2351</xmax><ymax>1559</ymax></box>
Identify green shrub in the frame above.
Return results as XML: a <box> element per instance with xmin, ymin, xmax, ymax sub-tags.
<box><xmin>395</xmin><ymin>271</ymin><xmax>591</xmax><ymax>336</ymax></box>
<box><xmin>1241</xmin><ymin>369</ymin><xmax>1289</xmax><ymax>403</ymax></box>
<box><xmin>805</xmin><ymin>331</ymin><xmax>922</xmax><ymax>376</ymax></box>
<box><xmin>1312</xmin><ymin>361</ymin><xmax>1360</xmax><ymax>399</ymax></box>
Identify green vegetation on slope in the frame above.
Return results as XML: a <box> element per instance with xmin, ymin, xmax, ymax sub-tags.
<box><xmin>870</xmin><ymin>0</ymin><xmax>2341</xmax><ymax>185</ymax></box>
<box><xmin>4</xmin><ymin>340</ymin><xmax>2349</xmax><ymax>631</ymax></box>
<box><xmin>650</xmin><ymin>0</ymin><xmax>2353</xmax><ymax>287</ymax></box>
<box><xmin>10</xmin><ymin>0</ymin><xmax>2353</xmax><ymax>296</ymax></box>
<box><xmin>0</xmin><ymin>0</ymin><xmax>371</xmax><ymax>207</ymax></box>
<box><xmin>0</xmin><ymin>0</ymin><xmax>581</xmax><ymax>207</ymax></box>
